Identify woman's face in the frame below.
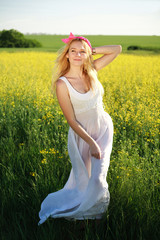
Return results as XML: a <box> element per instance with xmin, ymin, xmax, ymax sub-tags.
<box><xmin>66</xmin><ymin>40</ymin><xmax>87</xmax><ymax>67</ymax></box>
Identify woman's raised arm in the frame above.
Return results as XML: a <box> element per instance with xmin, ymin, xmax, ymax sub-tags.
<box><xmin>93</xmin><ymin>45</ymin><xmax>122</xmax><ymax>71</ymax></box>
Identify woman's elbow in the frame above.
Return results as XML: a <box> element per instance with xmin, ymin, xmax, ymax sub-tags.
<box><xmin>118</xmin><ymin>45</ymin><xmax>122</xmax><ymax>53</ymax></box>
<box><xmin>67</xmin><ymin>117</ymin><xmax>77</xmax><ymax>128</ymax></box>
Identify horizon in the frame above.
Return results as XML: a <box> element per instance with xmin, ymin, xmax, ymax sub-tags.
<box><xmin>23</xmin><ymin>33</ymin><xmax>160</xmax><ymax>36</ymax></box>
<box><xmin>2</xmin><ymin>30</ymin><xmax>158</xmax><ymax>37</ymax></box>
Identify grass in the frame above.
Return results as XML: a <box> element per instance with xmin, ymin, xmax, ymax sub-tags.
<box><xmin>0</xmin><ymin>34</ymin><xmax>160</xmax><ymax>54</ymax></box>
<box><xmin>0</xmin><ymin>49</ymin><xmax>160</xmax><ymax>239</ymax></box>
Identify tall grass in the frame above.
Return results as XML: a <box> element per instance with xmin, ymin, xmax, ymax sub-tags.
<box><xmin>0</xmin><ymin>52</ymin><xmax>160</xmax><ymax>240</ymax></box>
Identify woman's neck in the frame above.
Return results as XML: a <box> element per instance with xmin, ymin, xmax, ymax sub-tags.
<box><xmin>66</xmin><ymin>66</ymin><xmax>83</xmax><ymax>79</ymax></box>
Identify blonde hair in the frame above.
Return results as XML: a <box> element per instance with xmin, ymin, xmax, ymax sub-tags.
<box><xmin>51</xmin><ymin>38</ymin><xmax>103</xmax><ymax>95</ymax></box>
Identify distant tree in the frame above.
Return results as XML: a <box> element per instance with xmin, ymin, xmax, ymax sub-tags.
<box><xmin>127</xmin><ymin>45</ymin><xmax>142</xmax><ymax>50</ymax></box>
<box><xmin>0</xmin><ymin>29</ymin><xmax>42</xmax><ymax>48</ymax></box>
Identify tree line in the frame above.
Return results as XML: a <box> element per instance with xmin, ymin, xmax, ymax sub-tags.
<box><xmin>0</xmin><ymin>29</ymin><xmax>42</xmax><ymax>48</ymax></box>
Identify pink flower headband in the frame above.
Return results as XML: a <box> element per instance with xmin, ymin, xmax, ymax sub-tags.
<box><xmin>61</xmin><ymin>32</ymin><xmax>92</xmax><ymax>49</ymax></box>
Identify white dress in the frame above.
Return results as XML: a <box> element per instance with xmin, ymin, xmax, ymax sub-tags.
<box><xmin>38</xmin><ymin>76</ymin><xmax>113</xmax><ymax>225</ymax></box>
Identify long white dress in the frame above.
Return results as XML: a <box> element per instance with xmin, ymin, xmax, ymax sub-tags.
<box><xmin>38</xmin><ymin>76</ymin><xmax>113</xmax><ymax>225</ymax></box>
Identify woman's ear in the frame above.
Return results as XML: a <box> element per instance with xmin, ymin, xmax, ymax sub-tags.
<box><xmin>66</xmin><ymin>53</ymin><xmax>69</xmax><ymax>62</ymax></box>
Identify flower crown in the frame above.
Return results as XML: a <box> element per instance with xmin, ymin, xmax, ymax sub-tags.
<box><xmin>61</xmin><ymin>32</ymin><xmax>92</xmax><ymax>49</ymax></box>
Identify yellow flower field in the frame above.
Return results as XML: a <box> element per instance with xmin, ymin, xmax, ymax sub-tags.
<box><xmin>0</xmin><ymin>51</ymin><xmax>160</xmax><ymax>239</ymax></box>
<box><xmin>0</xmin><ymin>52</ymin><xmax>159</xmax><ymax>140</ymax></box>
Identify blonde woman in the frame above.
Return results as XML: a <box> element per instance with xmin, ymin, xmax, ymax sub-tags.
<box><xmin>39</xmin><ymin>33</ymin><xmax>122</xmax><ymax>225</ymax></box>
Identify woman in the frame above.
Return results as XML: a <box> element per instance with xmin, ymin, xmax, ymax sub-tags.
<box><xmin>38</xmin><ymin>33</ymin><xmax>122</xmax><ymax>225</ymax></box>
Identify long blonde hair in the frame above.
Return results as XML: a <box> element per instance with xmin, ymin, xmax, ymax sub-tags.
<box><xmin>51</xmin><ymin>38</ymin><xmax>103</xmax><ymax>95</ymax></box>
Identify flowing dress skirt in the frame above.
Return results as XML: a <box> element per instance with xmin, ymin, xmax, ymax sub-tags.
<box><xmin>38</xmin><ymin>107</ymin><xmax>113</xmax><ymax>225</ymax></box>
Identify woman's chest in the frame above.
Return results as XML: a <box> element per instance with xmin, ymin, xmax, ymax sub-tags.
<box><xmin>65</xmin><ymin>77</ymin><xmax>90</xmax><ymax>94</ymax></box>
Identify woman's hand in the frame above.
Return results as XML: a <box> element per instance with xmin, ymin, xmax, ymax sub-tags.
<box><xmin>89</xmin><ymin>141</ymin><xmax>101</xmax><ymax>159</ymax></box>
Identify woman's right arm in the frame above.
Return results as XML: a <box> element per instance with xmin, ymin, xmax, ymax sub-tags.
<box><xmin>56</xmin><ymin>79</ymin><xmax>101</xmax><ymax>159</ymax></box>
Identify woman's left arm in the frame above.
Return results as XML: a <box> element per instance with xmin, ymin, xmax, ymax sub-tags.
<box><xmin>92</xmin><ymin>45</ymin><xmax>122</xmax><ymax>71</ymax></box>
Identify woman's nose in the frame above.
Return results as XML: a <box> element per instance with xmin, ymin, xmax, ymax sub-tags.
<box><xmin>76</xmin><ymin>52</ymin><xmax>81</xmax><ymax>56</ymax></box>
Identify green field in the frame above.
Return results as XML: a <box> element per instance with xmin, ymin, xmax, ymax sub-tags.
<box><xmin>0</xmin><ymin>34</ymin><xmax>160</xmax><ymax>54</ymax></box>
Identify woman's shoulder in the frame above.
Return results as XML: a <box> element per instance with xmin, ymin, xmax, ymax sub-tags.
<box><xmin>57</xmin><ymin>75</ymin><xmax>68</xmax><ymax>84</ymax></box>
<box><xmin>56</xmin><ymin>77</ymin><xmax>69</xmax><ymax>92</ymax></box>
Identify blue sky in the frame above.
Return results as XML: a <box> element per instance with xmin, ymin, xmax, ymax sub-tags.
<box><xmin>0</xmin><ymin>0</ymin><xmax>160</xmax><ymax>35</ymax></box>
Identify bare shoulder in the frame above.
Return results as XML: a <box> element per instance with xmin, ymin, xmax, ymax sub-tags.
<box><xmin>56</xmin><ymin>78</ymin><xmax>66</xmax><ymax>87</ymax></box>
<box><xmin>56</xmin><ymin>79</ymin><xmax>69</xmax><ymax>96</ymax></box>
<box><xmin>56</xmin><ymin>79</ymin><xmax>67</xmax><ymax>91</ymax></box>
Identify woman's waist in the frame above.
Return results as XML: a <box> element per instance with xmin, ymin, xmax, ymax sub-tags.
<box><xmin>75</xmin><ymin>106</ymin><xmax>107</xmax><ymax>125</ymax></box>
<box><xmin>74</xmin><ymin>108</ymin><xmax>110</xmax><ymax>141</ymax></box>
<box><xmin>75</xmin><ymin>105</ymin><xmax>104</xmax><ymax>116</ymax></box>
<box><xmin>74</xmin><ymin>103</ymin><xmax>105</xmax><ymax>115</ymax></box>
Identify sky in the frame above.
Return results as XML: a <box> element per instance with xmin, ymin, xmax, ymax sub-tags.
<box><xmin>0</xmin><ymin>0</ymin><xmax>160</xmax><ymax>35</ymax></box>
